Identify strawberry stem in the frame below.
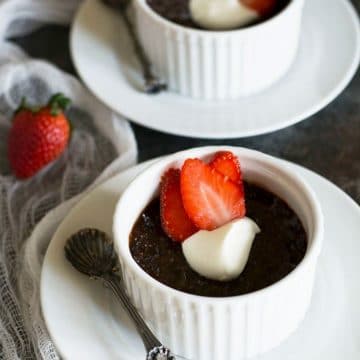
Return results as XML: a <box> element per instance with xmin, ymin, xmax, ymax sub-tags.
<box><xmin>48</xmin><ymin>93</ymin><xmax>71</xmax><ymax>116</ymax></box>
<box><xmin>15</xmin><ymin>93</ymin><xmax>71</xmax><ymax>116</ymax></box>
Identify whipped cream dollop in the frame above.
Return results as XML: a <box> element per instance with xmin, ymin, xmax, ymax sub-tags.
<box><xmin>189</xmin><ymin>0</ymin><xmax>260</xmax><ymax>30</ymax></box>
<box><xmin>182</xmin><ymin>217</ymin><xmax>260</xmax><ymax>281</ymax></box>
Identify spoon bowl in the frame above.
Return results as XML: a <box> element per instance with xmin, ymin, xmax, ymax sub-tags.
<box><xmin>64</xmin><ymin>228</ymin><xmax>118</xmax><ymax>277</ymax></box>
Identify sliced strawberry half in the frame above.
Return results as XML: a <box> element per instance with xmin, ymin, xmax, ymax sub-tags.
<box><xmin>240</xmin><ymin>0</ymin><xmax>277</xmax><ymax>16</ymax></box>
<box><xmin>160</xmin><ymin>168</ymin><xmax>198</xmax><ymax>242</ymax></box>
<box><xmin>181</xmin><ymin>159</ymin><xmax>246</xmax><ymax>231</ymax></box>
<box><xmin>210</xmin><ymin>151</ymin><xmax>243</xmax><ymax>184</ymax></box>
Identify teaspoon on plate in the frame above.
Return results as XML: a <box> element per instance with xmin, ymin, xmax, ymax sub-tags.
<box><xmin>101</xmin><ymin>0</ymin><xmax>167</xmax><ymax>94</ymax></box>
<box><xmin>64</xmin><ymin>228</ymin><xmax>188</xmax><ymax>360</ymax></box>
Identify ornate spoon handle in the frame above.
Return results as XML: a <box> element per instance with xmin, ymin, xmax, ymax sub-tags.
<box><xmin>104</xmin><ymin>274</ymin><xmax>175</xmax><ymax>359</ymax></box>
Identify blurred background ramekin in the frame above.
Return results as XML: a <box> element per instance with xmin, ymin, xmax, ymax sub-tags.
<box><xmin>134</xmin><ymin>0</ymin><xmax>305</xmax><ymax>100</ymax></box>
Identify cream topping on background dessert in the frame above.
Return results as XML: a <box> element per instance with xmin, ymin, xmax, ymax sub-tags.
<box><xmin>189</xmin><ymin>0</ymin><xmax>260</xmax><ymax>30</ymax></box>
<box><xmin>182</xmin><ymin>217</ymin><xmax>260</xmax><ymax>281</ymax></box>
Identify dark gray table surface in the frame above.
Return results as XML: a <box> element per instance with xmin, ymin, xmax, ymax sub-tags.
<box><xmin>13</xmin><ymin>3</ymin><xmax>360</xmax><ymax>204</ymax></box>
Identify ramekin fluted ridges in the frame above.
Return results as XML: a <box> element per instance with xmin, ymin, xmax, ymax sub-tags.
<box><xmin>133</xmin><ymin>0</ymin><xmax>305</xmax><ymax>100</ymax></box>
<box><xmin>113</xmin><ymin>146</ymin><xmax>323</xmax><ymax>360</ymax></box>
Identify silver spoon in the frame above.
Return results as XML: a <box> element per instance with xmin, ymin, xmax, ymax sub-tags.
<box><xmin>64</xmin><ymin>228</ymin><xmax>177</xmax><ymax>360</ymax></box>
<box><xmin>102</xmin><ymin>0</ymin><xmax>167</xmax><ymax>94</ymax></box>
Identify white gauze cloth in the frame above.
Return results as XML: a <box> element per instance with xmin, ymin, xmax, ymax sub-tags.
<box><xmin>0</xmin><ymin>1</ymin><xmax>138</xmax><ymax>359</ymax></box>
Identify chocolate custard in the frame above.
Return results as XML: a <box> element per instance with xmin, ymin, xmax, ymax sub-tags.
<box><xmin>130</xmin><ymin>182</ymin><xmax>307</xmax><ymax>297</ymax></box>
<box><xmin>146</xmin><ymin>0</ymin><xmax>292</xmax><ymax>29</ymax></box>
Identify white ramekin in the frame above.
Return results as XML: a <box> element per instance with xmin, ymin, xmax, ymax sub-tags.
<box><xmin>133</xmin><ymin>0</ymin><xmax>305</xmax><ymax>100</ymax></box>
<box><xmin>113</xmin><ymin>146</ymin><xmax>323</xmax><ymax>360</ymax></box>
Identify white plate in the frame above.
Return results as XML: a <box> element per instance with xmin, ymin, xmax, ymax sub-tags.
<box><xmin>41</xmin><ymin>154</ymin><xmax>360</xmax><ymax>360</ymax></box>
<box><xmin>71</xmin><ymin>0</ymin><xmax>360</xmax><ymax>139</ymax></box>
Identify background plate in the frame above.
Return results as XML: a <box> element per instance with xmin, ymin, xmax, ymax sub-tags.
<box><xmin>71</xmin><ymin>0</ymin><xmax>360</xmax><ymax>138</ymax></box>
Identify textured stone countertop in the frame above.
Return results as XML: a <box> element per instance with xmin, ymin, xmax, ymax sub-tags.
<box><xmin>13</xmin><ymin>1</ymin><xmax>360</xmax><ymax>204</ymax></box>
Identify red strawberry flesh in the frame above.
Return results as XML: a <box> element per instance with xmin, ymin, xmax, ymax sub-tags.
<box><xmin>210</xmin><ymin>151</ymin><xmax>243</xmax><ymax>184</ymax></box>
<box><xmin>181</xmin><ymin>158</ymin><xmax>246</xmax><ymax>231</ymax></box>
<box><xmin>160</xmin><ymin>168</ymin><xmax>198</xmax><ymax>242</ymax></box>
<box><xmin>240</xmin><ymin>0</ymin><xmax>277</xmax><ymax>16</ymax></box>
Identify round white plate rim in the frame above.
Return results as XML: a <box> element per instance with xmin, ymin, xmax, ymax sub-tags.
<box><xmin>70</xmin><ymin>0</ymin><xmax>360</xmax><ymax>139</ymax></box>
<box><xmin>40</xmin><ymin>155</ymin><xmax>360</xmax><ymax>360</ymax></box>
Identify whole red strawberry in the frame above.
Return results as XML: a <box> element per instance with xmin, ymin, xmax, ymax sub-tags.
<box><xmin>8</xmin><ymin>93</ymin><xmax>71</xmax><ymax>179</ymax></box>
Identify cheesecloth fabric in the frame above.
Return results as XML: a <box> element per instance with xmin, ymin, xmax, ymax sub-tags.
<box><xmin>0</xmin><ymin>1</ymin><xmax>138</xmax><ymax>359</ymax></box>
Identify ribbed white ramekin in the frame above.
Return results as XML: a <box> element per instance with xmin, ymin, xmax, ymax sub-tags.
<box><xmin>113</xmin><ymin>146</ymin><xmax>323</xmax><ymax>360</ymax></box>
<box><xmin>133</xmin><ymin>0</ymin><xmax>305</xmax><ymax>100</ymax></box>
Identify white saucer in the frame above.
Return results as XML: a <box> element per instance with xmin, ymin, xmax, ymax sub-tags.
<box><xmin>40</xmin><ymin>153</ymin><xmax>360</xmax><ymax>359</ymax></box>
<box><xmin>71</xmin><ymin>0</ymin><xmax>360</xmax><ymax>139</ymax></box>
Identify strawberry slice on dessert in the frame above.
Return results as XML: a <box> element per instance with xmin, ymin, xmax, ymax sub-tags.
<box><xmin>240</xmin><ymin>0</ymin><xmax>277</xmax><ymax>16</ymax></box>
<box><xmin>210</xmin><ymin>151</ymin><xmax>243</xmax><ymax>184</ymax></box>
<box><xmin>160</xmin><ymin>168</ymin><xmax>198</xmax><ymax>242</ymax></box>
<box><xmin>181</xmin><ymin>159</ymin><xmax>246</xmax><ymax>231</ymax></box>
